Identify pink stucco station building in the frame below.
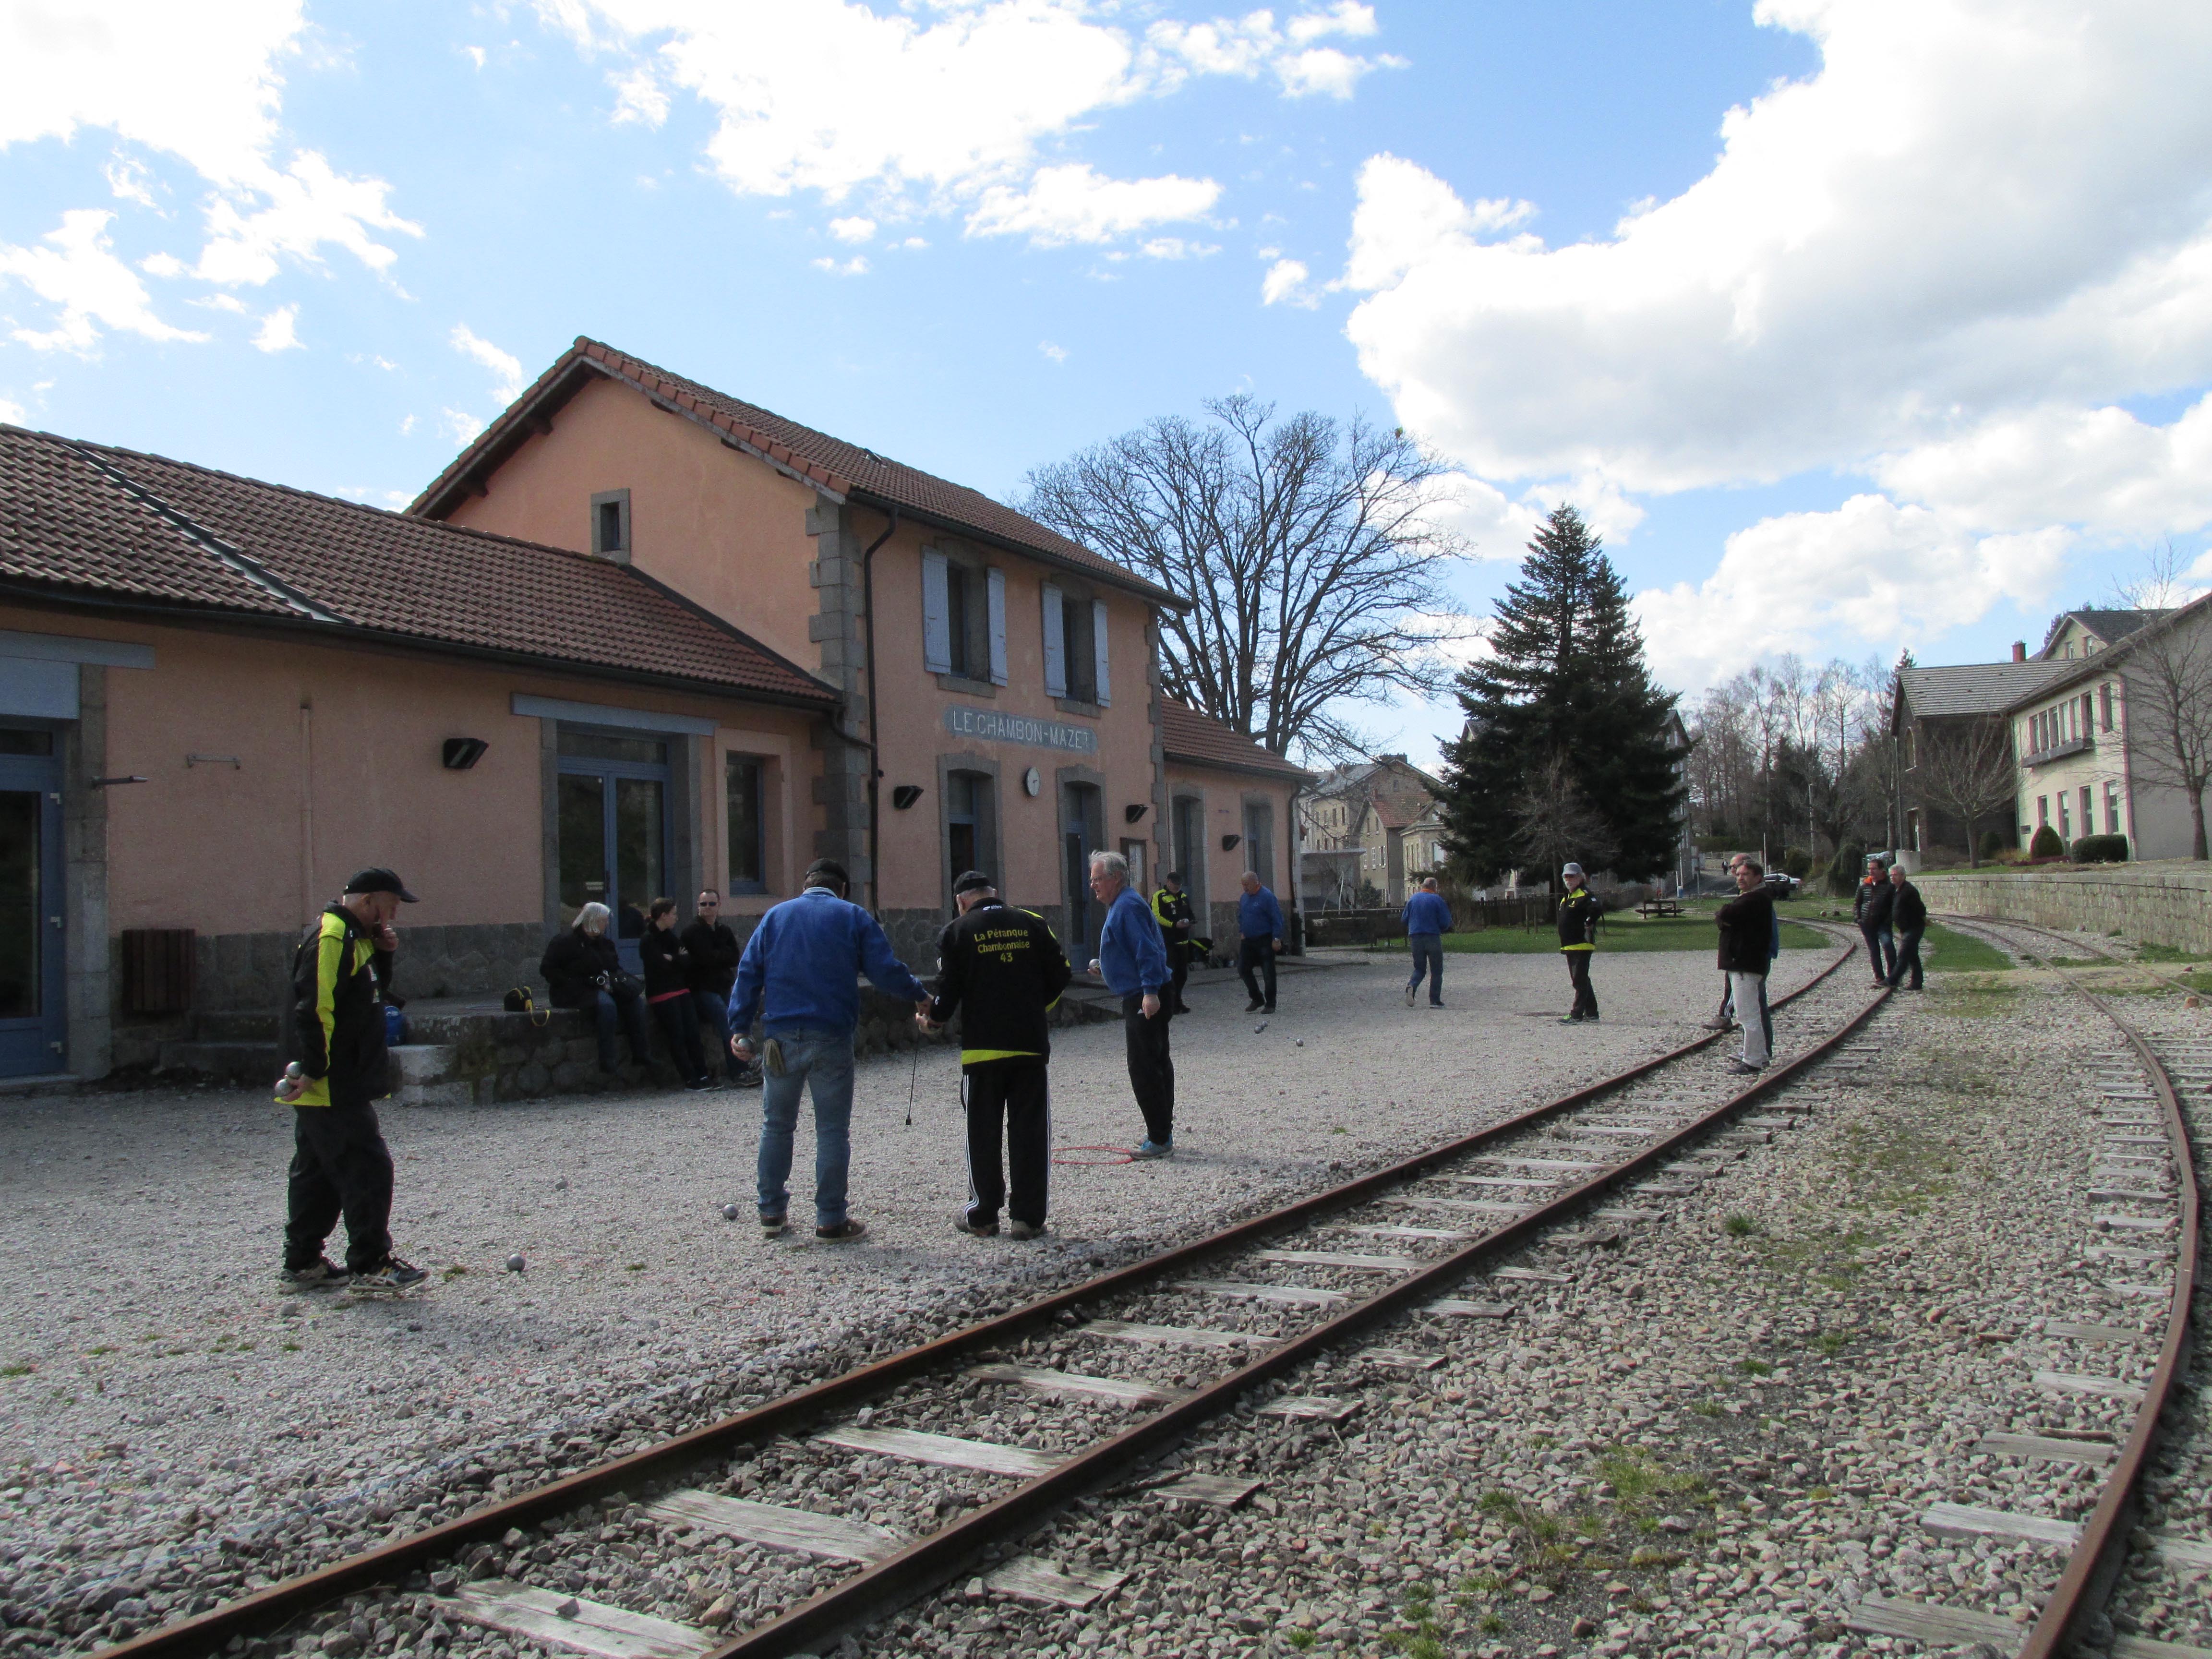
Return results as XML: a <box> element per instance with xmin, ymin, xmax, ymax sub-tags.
<box><xmin>0</xmin><ymin>338</ymin><xmax>1307</xmax><ymax>1084</ymax></box>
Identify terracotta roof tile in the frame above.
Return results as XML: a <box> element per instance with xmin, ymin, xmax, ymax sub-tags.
<box><xmin>0</xmin><ymin>423</ymin><xmax>834</xmax><ymax>706</ymax></box>
<box><xmin>1159</xmin><ymin>700</ymin><xmax>1312</xmax><ymax>781</ymax></box>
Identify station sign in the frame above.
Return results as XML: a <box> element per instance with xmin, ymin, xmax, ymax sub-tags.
<box><xmin>941</xmin><ymin>706</ymin><xmax>1098</xmax><ymax>754</ymax></box>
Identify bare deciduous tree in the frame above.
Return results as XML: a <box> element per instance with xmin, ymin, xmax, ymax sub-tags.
<box><xmin>1511</xmin><ymin>753</ymin><xmax>1618</xmax><ymax>890</ymax></box>
<box><xmin>1020</xmin><ymin>395</ymin><xmax>1467</xmax><ymax>761</ymax></box>
<box><xmin>2115</xmin><ymin>545</ymin><xmax>2212</xmax><ymax>859</ymax></box>
<box><xmin>1914</xmin><ymin>718</ymin><xmax>2017</xmax><ymax>867</ymax></box>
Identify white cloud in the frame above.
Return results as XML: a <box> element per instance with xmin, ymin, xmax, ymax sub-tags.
<box><xmin>399</xmin><ymin>413</ymin><xmax>417</xmax><ymax>436</ymax></box>
<box><xmin>252</xmin><ymin>302</ymin><xmax>301</xmax><ymax>352</ymax></box>
<box><xmin>463</xmin><ymin>45</ymin><xmax>487</xmax><ymax>69</ymax></box>
<box><xmin>827</xmin><ymin>216</ymin><xmax>877</xmax><ymax>244</ymax></box>
<box><xmin>0</xmin><ymin>396</ymin><xmax>26</xmax><ymax>424</ymax></box>
<box><xmin>810</xmin><ymin>254</ymin><xmax>869</xmax><ymax>276</ymax></box>
<box><xmin>966</xmin><ymin>163</ymin><xmax>1219</xmax><ymax>246</ymax></box>
<box><xmin>440</xmin><ymin>408</ymin><xmax>487</xmax><ymax>445</ymax></box>
<box><xmin>1261</xmin><ymin>256</ymin><xmax>1315</xmax><ymax>308</ymax></box>
<box><xmin>450</xmin><ymin>324</ymin><xmax>525</xmax><ymax>403</ymax></box>
<box><xmin>0</xmin><ymin>0</ymin><xmax>421</xmax><ymax>327</ymax></box>
<box><xmin>0</xmin><ymin>210</ymin><xmax>210</xmax><ymax>351</ymax></box>
<box><xmin>544</xmin><ymin>0</ymin><xmax>1387</xmax><ymax>250</ymax></box>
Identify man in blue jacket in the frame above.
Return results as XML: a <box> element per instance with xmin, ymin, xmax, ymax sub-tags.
<box><xmin>1090</xmin><ymin>849</ymin><xmax>1177</xmax><ymax>1157</ymax></box>
<box><xmin>728</xmin><ymin>859</ymin><xmax>932</xmax><ymax>1241</ymax></box>
<box><xmin>1400</xmin><ymin>875</ymin><xmax>1453</xmax><ymax>1008</ymax></box>
<box><xmin>1236</xmin><ymin>870</ymin><xmax>1286</xmax><ymax>1013</ymax></box>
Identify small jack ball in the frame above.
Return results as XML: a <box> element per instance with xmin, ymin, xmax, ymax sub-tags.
<box><xmin>505</xmin><ymin>1254</ymin><xmax>526</xmax><ymax>1273</ymax></box>
<box><xmin>721</xmin><ymin>1204</ymin><xmax>740</xmax><ymax>1222</ymax></box>
<box><xmin>1295</xmin><ymin>1038</ymin><xmax>1304</xmax><ymax>1047</ymax></box>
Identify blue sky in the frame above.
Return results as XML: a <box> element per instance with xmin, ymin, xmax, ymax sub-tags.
<box><xmin>5</xmin><ymin>0</ymin><xmax>2208</xmax><ymax>769</ymax></box>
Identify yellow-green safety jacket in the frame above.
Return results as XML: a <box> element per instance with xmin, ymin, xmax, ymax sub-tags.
<box><xmin>1557</xmin><ymin>887</ymin><xmax>1602</xmax><ymax>953</ymax></box>
<box><xmin>282</xmin><ymin>905</ymin><xmax>394</xmax><ymax>1107</ymax></box>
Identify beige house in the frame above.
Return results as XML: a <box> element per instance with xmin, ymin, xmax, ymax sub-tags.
<box><xmin>1158</xmin><ymin>701</ymin><xmax>1311</xmax><ymax>948</ymax></box>
<box><xmin>1298</xmin><ymin>755</ymin><xmax>1444</xmax><ymax>905</ymax></box>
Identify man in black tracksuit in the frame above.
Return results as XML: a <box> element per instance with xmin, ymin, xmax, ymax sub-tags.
<box><xmin>1852</xmin><ymin>858</ymin><xmax>1896</xmax><ymax>986</ymax></box>
<box><xmin>1885</xmin><ymin>865</ymin><xmax>1928</xmax><ymax>990</ymax></box>
<box><xmin>1557</xmin><ymin>861</ymin><xmax>1603</xmax><ymax>1023</ymax></box>
<box><xmin>1152</xmin><ymin>872</ymin><xmax>1197</xmax><ymax>1015</ymax></box>
<box><xmin>925</xmin><ymin>870</ymin><xmax>1073</xmax><ymax>1239</ymax></box>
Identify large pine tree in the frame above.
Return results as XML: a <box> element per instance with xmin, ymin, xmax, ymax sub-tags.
<box><xmin>1441</xmin><ymin>505</ymin><xmax>1685</xmax><ymax>885</ymax></box>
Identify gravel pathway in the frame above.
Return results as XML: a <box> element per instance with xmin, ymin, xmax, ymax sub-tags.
<box><xmin>0</xmin><ymin>941</ymin><xmax>1825</xmax><ymax>1655</ymax></box>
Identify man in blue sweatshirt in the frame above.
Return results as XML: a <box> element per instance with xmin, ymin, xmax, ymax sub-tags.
<box><xmin>1400</xmin><ymin>875</ymin><xmax>1453</xmax><ymax>1008</ymax></box>
<box><xmin>1236</xmin><ymin>870</ymin><xmax>1286</xmax><ymax>1013</ymax></box>
<box><xmin>728</xmin><ymin>859</ymin><xmax>931</xmax><ymax>1241</ymax></box>
<box><xmin>1090</xmin><ymin>849</ymin><xmax>1176</xmax><ymax>1157</ymax></box>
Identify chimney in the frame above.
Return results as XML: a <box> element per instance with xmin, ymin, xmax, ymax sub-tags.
<box><xmin>2011</xmin><ymin>641</ymin><xmax>2026</xmax><ymax>662</ymax></box>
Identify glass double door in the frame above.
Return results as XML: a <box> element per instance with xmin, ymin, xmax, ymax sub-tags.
<box><xmin>556</xmin><ymin>730</ymin><xmax>672</xmax><ymax>974</ymax></box>
<box><xmin>0</xmin><ymin>733</ymin><xmax>66</xmax><ymax>1078</ymax></box>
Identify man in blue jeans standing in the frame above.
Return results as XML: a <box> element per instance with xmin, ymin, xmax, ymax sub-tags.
<box><xmin>727</xmin><ymin>859</ymin><xmax>932</xmax><ymax>1241</ymax></box>
<box><xmin>1090</xmin><ymin>850</ymin><xmax>1177</xmax><ymax>1158</ymax></box>
<box><xmin>1400</xmin><ymin>875</ymin><xmax>1452</xmax><ymax>1007</ymax></box>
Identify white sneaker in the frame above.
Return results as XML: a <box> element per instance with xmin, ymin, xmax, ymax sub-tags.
<box><xmin>1405</xmin><ymin>986</ymin><xmax>1417</xmax><ymax>1007</ymax></box>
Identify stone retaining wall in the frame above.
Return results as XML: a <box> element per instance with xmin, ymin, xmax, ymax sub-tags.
<box><xmin>1915</xmin><ymin>859</ymin><xmax>2212</xmax><ymax>953</ymax></box>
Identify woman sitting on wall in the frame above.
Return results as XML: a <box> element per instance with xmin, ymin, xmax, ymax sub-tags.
<box><xmin>540</xmin><ymin>901</ymin><xmax>652</xmax><ymax>1075</ymax></box>
<box><xmin>640</xmin><ymin>897</ymin><xmax>715</xmax><ymax>1090</ymax></box>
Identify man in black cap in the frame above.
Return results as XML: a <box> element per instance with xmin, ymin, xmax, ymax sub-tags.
<box><xmin>1151</xmin><ymin>870</ymin><xmax>1196</xmax><ymax>1015</ymax></box>
<box><xmin>923</xmin><ymin>871</ymin><xmax>1072</xmax><ymax>1239</ymax></box>
<box><xmin>273</xmin><ymin>869</ymin><xmax>427</xmax><ymax>1293</ymax></box>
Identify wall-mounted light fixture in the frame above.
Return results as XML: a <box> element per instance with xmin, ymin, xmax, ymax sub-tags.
<box><xmin>442</xmin><ymin>738</ymin><xmax>490</xmax><ymax>770</ymax></box>
<box><xmin>891</xmin><ymin>784</ymin><xmax>925</xmax><ymax>810</ymax></box>
<box><xmin>1123</xmin><ymin>803</ymin><xmax>1149</xmax><ymax>823</ymax></box>
<box><xmin>91</xmin><ymin>776</ymin><xmax>148</xmax><ymax>788</ymax></box>
<box><xmin>1220</xmin><ymin>833</ymin><xmax>1242</xmax><ymax>851</ymax></box>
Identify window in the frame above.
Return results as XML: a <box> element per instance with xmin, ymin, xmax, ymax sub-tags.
<box><xmin>2100</xmin><ymin>683</ymin><xmax>2114</xmax><ymax>732</ymax></box>
<box><xmin>945</xmin><ymin>769</ymin><xmax>995</xmax><ymax>899</ymax></box>
<box><xmin>726</xmin><ymin>755</ymin><xmax>764</xmax><ymax>893</ymax></box>
<box><xmin>589</xmin><ymin>489</ymin><xmax>630</xmax><ymax>559</ymax></box>
<box><xmin>1172</xmin><ymin>795</ymin><xmax>1203</xmax><ymax>909</ymax></box>
<box><xmin>2037</xmin><ymin>795</ymin><xmax>2048</xmax><ymax>826</ymax></box>
<box><xmin>1243</xmin><ymin>799</ymin><xmax>1274</xmax><ymax>889</ymax></box>
<box><xmin>2058</xmin><ymin>794</ymin><xmax>2072</xmax><ymax>838</ymax></box>
<box><xmin>2080</xmin><ymin>785</ymin><xmax>2093</xmax><ymax>836</ymax></box>
<box><xmin>1120</xmin><ymin>837</ymin><xmax>1147</xmax><ymax>892</ymax></box>
<box><xmin>923</xmin><ymin>552</ymin><xmax>1005</xmax><ymax>685</ymax></box>
<box><xmin>2106</xmin><ymin>781</ymin><xmax>2122</xmax><ymax>835</ymax></box>
<box><xmin>1039</xmin><ymin>582</ymin><xmax>1108</xmax><ymax>705</ymax></box>
<box><xmin>1061</xmin><ymin>596</ymin><xmax>1096</xmax><ymax>702</ymax></box>
<box><xmin>944</xmin><ymin>564</ymin><xmax>972</xmax><ymax>678</ymax></box>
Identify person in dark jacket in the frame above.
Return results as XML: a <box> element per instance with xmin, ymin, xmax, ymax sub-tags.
<box><xmin>1853</xmin><ymin>857</ymin><xmax>1896</xmax><ymax>985</ymax></box>
<box><xmin>541</xmin><ymin>902</ymin><xmax>652</xmax><ymax>1074</ymax></box>
<box><xmin>640</xmin><ymin>898</ymin><xmax>713</xmax><ymax>1089</ymax></box>
<box><xmin>274</xmin><ymin>868</ymin><xmax>426</xmax><ymax>1294</ymax></box>
<box><xmin>1885</xmin><ymin>865</ymin><xmax>1928</xmax><ymax>990</ymax></box>
<box><xmin>1152</xmin><ymin>872</ymin><xmax>1197</xmax><ymax>1015</ymax></box>
<box><xmin>683</xmin><ymin>889</ymin><xmax>748</xmax><ymax>1082</ymax></box>
<box><xmin>1716</xmin><ymin>859</ymin><xmax>1778</xmax><ymax>1072</ymax></box>
<box><xmin>1557</xmin><ymin>862</ymin><xmax>1603</xmax><ymax>1023</ymax></box>
<box><xmin>925</xmin><ymin>871</ymin><xmax>1073</xmax><ymax>1239</ymax></box>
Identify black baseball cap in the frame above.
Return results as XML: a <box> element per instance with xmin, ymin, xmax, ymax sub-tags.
<box><xmin>804</xmin><ymin>858</ymin><xmax>850</xmax><ymax>888</ymax></box>
<box><xmin>1164</xmin><ymin>870</ymin><xmax>1184</xmax><ymax>883</ymax></box>
<box><xmin>952</xmin><ymin>869</ymin><xmax>995</xmax><ymax>895</ymax></box>
<box><xmin>344</xmin><ymin>867</ymin><xmax>419</xmax><ymax>902</ymax></box>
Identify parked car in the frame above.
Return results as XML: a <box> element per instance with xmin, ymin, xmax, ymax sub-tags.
<box><xmin>1763</xmin><ymin>872</ymin><xmax>1803</xmax><ymax>896</ymax></box>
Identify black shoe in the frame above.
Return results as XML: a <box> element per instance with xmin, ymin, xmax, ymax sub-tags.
<box><xmin>1727</xmin><ymin>1060</ymin><xmax>1765</xmax><ymax>1075</ymax></box>
<box><xmin>760</xmin><ymin>1213</ymin><xmax>788</xmax><ymax>1237</ymax></box>
<box><xmin>816</xmin><ymin>1219</ymin><xmax>868</xmax><ymax>1242</ymax></box>
<box><xmin>685</xmin><ymin>1074</ymin><xmax>717</xmax><ymax>1091</ymax></box>
<box><xmin>1263</xmin><ymin>1004</ymin><xmax>1276</xmax><ymax>1013</ymax></box>
<box><xmin>1008</xmin><ymin>1220</ymin><xmax>1045</xmax><ymax>1240</ymax></box>
<box><xmin>1173</xmin><ymin>1002</ymin><xmax>1192</xmax><ymax>1015</ymax></box>
<box><xmin>954</xmin><ymin>1212</ymin><xmax>998</xmax><ymax>1238</ymax></box>
<box><xmin>1245</xmin><ymin>999</ymin><xmax>1265</xmax><ymax>1013</ymax></box>
<box><xmin>350</xmin><ymin>1257</ymin><xmax>427</xmax><ymax>1293</ymax></box>
<box><xmin>277</xmin><ymin>1259</ymin><xmax>349</xmax><ymax>1292</ymax></box>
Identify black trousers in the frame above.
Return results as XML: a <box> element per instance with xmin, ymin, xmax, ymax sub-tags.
<box><xmin>1238</xmin><ymin>938</ymin><xmax>1277</xmax><ymax>1009</ymax></box>
<box><xmin>285</xmin><ymin>1103</ymin><xmax>394</xmax><ymax>1273</ymax></box>
<box><xmin>1123</xmin><ymin>993</ymin><xmax>1175</xmax><ymax>1145</ymax></box>
<box><xmin>650</xmin><ymin>993</ymin><xmax>707</xmax><ymax>1081</ymax></box>
<box><xmin>1563</xmin><ymin>950</ymin><xmax>1598</xmax><ymax>1018</ymax></box>
<box><xmin>1167</xmin><ymin>941</ymin><xmax>1191</xmax><ymax>1010</ymax></box>
<box><xmin>1888</xmin><ymin>926</ymin><xmax>1925</xmax><ymax>989</ymax></box>
<box><xmin>1859</xmin><ymin>923</ymin><xmax>1896</xmax><ymax>981</ymax></box>
<box><xmin>963</xmin><ymin>1057</ymin><xmax>1050</xmax><ymax>1228</ymax></box>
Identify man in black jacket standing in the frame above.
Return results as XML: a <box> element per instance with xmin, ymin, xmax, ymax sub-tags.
<box><xmin>1716</xmin><ymin>858</ymin><xmax>1777</xmax><ymax>1074</ymax></box>
<box><xmin>923</xmin><ymin>870</ymin><xmax>1073</xmax><ymax>1240</ymax></box>
<box><xmin>1852</xmin><ymin>856</ymin><xmax>1896</xmax><ymax>986</ymax></box>
<box><xmin>1557</xmin><ymin>862</ymin><xmax>1603</xmax><ymax>1023</ymax></box>
<box><xmin>684</xmin><ymin>889</ymin><xmax>746</xmax><ymax>1082</ymax></box>
<box><xmin>1885</xmin><ymin>864</ymin><xmax>1928</xmax><ymax>990</ymax></box>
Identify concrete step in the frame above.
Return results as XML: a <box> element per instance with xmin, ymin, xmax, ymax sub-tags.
<box><xmin>196</xmin><ymin>1010</ymin><xmax>281</xmax><ymax>1042</ymax></box>
<box><xmin>157</xmin><ymin>1040</ymin><xmax>279</xmax><ymax>1083</ymax></box>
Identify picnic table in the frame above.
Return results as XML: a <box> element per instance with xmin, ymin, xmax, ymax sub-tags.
<box><xmin>1637</xmin><ymin>899</ymin><xmax>1685</xmax><ymax>919</ymax></box>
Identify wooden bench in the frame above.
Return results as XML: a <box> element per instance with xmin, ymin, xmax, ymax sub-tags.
<box><xmin>1638</xmin><ymin>900</ymin><xmax>1685</xmax><ymax>919</ymax></box>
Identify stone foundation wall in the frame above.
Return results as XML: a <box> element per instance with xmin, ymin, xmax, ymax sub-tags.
<box><xmin>1915</xmin><ymin>860</ymin><xmax>2212</xmax><ymax>954</ymax></box>
<box><xmin>153</xmin><ymin>922</ymin><xmax>550</xmax><ymax>1018</ymax></box>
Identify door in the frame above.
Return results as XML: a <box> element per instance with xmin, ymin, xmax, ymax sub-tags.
<box><xmin>1061</xmin><ymin>781</ymin><xmax>1102</xmax><ymax>964</ymax></box>
<box><xmin>556</xmin><ymin>729</ymin><xmax>672</xmax><ymax>974</ymax></box>
<box><xmin>0</xmin><ymin>730</ymin><xmax>65</xmax><ymax>1078</ymax></box>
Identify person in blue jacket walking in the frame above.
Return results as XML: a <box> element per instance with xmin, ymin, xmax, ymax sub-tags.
<box><xmin>1089</xmin><ymin>849</ymin><xmax>1177</xmax><ymax>1158</ymax></box>
<box><xmin>728</xmin><ymin>858</ymin><xmax>932</xmax><ymax>1241</ymax></box>
<box><xmin>1236</xmin><ymin>871</ymin><xmax>1286</xmax><ymax>1012</ymax></box>
<box><xmin>1400</xmin><ymin>875</ymin><xmax>1453</xmax><ymax>1008</ymax></box>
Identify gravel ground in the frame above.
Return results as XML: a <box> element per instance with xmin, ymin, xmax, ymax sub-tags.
<box><xmin>0</xmin><ymin>940</ymin><xmax>1832</xmax><ymax>1653</ymax></box>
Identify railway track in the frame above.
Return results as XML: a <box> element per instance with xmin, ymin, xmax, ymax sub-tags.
<box><xmin>1850</xmin><ymin>915</ymin><xmax>2203</xmax><ymax>1659</ymax></box>
<box><xmin>99</xmin><ymin>935</ymin><xmax>1882</xmax><ymax>1659</ymax></box>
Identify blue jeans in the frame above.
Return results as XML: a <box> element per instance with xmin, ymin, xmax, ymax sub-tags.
<box><xmin>1407</xmin><ymin>934</ymin><xmax>1444</xmax><ymax>1004</ymax></box>
<box><xmin>756</xmin><ymin>1027</ymin><xmax>857</xmax><ymax>1227</ymax></box>
<box><xmin>692</xmin><ymin>989</ymin><xmax>745</xmax><ymax>1079</ymax></box>
<box><xmin>588</xmin><ymin>988</ymin><xmax>651</xmax><ymax>1073</ymax></box>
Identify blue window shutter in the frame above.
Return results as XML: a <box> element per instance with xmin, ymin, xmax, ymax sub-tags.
<box><xmin>986</xmin><ymin>567</ymin><xmax>1008</xmax><ymax>686</ymax></box>
<box><xmin>1091</xmin><ymin>599</ymin><xmax>1111</xmax><ymax>708</ymax></box>
<box><xmin>921</xmin><ymin>548</ymin><xmax>950</xmax><ymax>674</ymax></box>
<box><xmin>1041</xmin><ymin>581</ymin><xmax>1066</xmax><ymax>696</ymax></box>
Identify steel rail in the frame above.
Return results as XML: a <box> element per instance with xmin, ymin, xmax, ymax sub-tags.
<box><xmin>1944</xmin><ymin>920</ymin><xmax>2201</xmax><ymax>1659</ymax></box>
<box><xmin>98</xmin><ymin>934</ymin><xmax>1862</xmax><ymax>1659</ymax></box>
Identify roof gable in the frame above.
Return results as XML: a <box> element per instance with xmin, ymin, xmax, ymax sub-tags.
<box><xmin>0</xmin><ymin>423</ymin><xmax>834</xmax><ymax>706</ymax></box>
<box><xmin>1159</xmin><ymin>700</ymin><xmax>1312</xmax><ymax>781</ymax></box>
<box><xmin>1896</xmin><ymin>660</ymin><xmax>2070</xmax><ymax>720</ymax></box>
<box><xmin>410</xmin><ymin>337</ymin><xmax>1181</xmax><ymax>607</ymax></box>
